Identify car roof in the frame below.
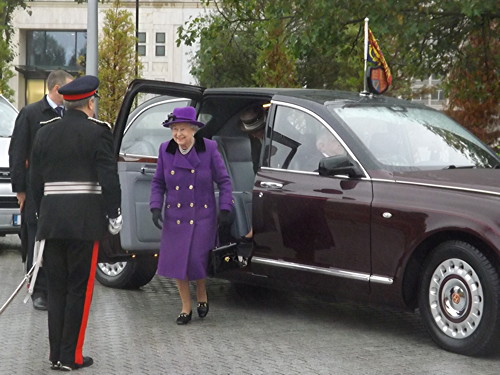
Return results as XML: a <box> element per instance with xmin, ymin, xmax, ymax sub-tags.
<box><xmin>204</xmin><ymin>87</ymin><xmax>429</xmax><ymax>110</ymax></box>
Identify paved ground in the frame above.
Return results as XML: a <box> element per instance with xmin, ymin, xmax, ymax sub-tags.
<box><xmin>0</xmin><ymin>235</ymin><xmax>498</xmax><ymax>374</ymax></box>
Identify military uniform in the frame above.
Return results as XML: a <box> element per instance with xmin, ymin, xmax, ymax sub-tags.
<box><xmin>29</xmin><ymin>76</ymin><xmax>121</xmax><ymax>370</ymax></box>
<box><xmin>8</xmin><ymin>95</ymin><xmax>62</xmax><ymax>303</ymax></box>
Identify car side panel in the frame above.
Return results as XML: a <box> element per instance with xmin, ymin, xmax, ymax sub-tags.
<box><xmin>251</xmin><ymin>168</ymin><xmax>373</xmax><ymax>297</ymax></box>
<box><xmin>368</xmin><ymin>180</ymin><xmax>500</xmax><ymax>308</ymax></box>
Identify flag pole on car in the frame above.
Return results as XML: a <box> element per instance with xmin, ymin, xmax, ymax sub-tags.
<box><xmin>363</xmin><ymin>18</ymin><xmax>393</xmax><ymax>95</ymax></box>
<box><xmin>362</xmin><ymin>17</ymin><xmax>370</xmax><ymax>95</ymax></box>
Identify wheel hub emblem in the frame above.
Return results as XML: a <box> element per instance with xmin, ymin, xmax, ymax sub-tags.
<box><xmin>452</xmin><ymin>292</ymin><xmax>461</xmax><ymax>305</ymax></box>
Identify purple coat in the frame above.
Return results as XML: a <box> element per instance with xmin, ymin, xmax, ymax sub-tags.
<box><xmin>150</xmin><ymin>136</ymin><xmax>233</xmax><ymax>280</ymax></box>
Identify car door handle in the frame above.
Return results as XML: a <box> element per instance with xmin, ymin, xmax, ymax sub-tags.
<box><xmin>260</xmin><ymin>181</ymin><xmax>283</xmax><ymax>189</ymax></box>
<box><xmin>141</xmin><ymin>167</ymin><xmax>156</xmax><ymax>175</ymax></box>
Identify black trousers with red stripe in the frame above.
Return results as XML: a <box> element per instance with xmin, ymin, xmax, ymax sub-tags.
<box><xmin>43</xmin><ymin>239</ymin><xmax>99</xmax><ymax>366</ymax></box>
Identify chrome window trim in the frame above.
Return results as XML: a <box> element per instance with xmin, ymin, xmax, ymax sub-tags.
<box><xmin>252</xmin><ymin>257</ymin><xmax>393</xmax><ymax>285</ymax></box>
<box><xmin>269</xmin><ymin>100</ymin><xmax>370</xmax><ymax>178</ymax></box>
<box><xmin>119</xmin><ymin>152</ymin><xmax>159</xmax><ymax>159</ymax></box>
<box><xmin>260</xmin><ymin>167</ymin><xmax>319</xmax><ymax>176</ymax></box>
<box><xmin>259</xmin><ymin>166</ymin><xmax>372</xmax><ymax>181</ymax></box>
<box><xmin>371</xmin><ymin>178</ymin><xmax>500</xmax><ymax>197</ymax></box>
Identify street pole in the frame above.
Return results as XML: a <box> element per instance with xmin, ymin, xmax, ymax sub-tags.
<box><xmin>135</xmin><ymin>0</ymin><xmax>139</xmax><ymax>78</ymax></box>
<box><xmin>87</xmin><ymin>0</ymin><xmax>99</xmax><ymax>114</ymax></box>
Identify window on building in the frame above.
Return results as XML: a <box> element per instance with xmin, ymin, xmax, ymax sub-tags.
<box><xmin>138</xmin><ymin>32</ymin><xmax>146</xmax><ymax>56</ymax></box>
<box><xmin>155</xmin><ymin>32</ymin><xmax>166</xmax><ymax>56</ymax></box>
<box><xmin>26</xmin><ymin>30</ymin><xmax>87</xmax><ymax>71</ymax></box>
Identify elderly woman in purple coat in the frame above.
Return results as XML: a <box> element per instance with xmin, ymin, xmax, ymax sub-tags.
<box><xmin>150</xmin><ymin>106</ymin><xmax>233</xmax><ymax>325</ymax></box>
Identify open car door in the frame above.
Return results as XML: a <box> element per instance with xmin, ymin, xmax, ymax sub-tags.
<box><xmin>113</xmin><ymin>79</ymin><xmax>205</xmax><ymax>252</ymax></box>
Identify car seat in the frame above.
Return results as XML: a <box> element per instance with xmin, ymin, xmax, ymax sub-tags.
<box><xmin>213</xmin><ymin>136</ymin><xmax>254</xmax><ymax>239</ymax></box>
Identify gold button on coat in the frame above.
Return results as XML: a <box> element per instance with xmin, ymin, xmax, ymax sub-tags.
<box><xmin>189</xmin><ymin>185</ymin><xmax>193</xmax><ymax>190</ymax></box>
<box><xmin>190</xmin><ymin>203</ymin><xmax>194</xmax><ymax>207</ymax></box>
<box><xmin>175</xmin><ymin>186</ymin><xmax>179</xmax><ymax>190</ymax></box>
<box><xmin>189</xmin><ymin>220</ymin><xmax>194</xmax><ymax>225</ymax></box>
<box><xmin>176</xmin><ymin>220</ymin><xmax>180</xmax><ymax>224</ymax></box>
<box><xmin>204</xmin><ymin>204</ymin><xmax>208</xmax><ymax>208</ymax></box>
<box><xmin>170</xmin><ymin>170</ymin><xmax>175</xmax><ymax>175</ymax></box>
<box><xmin>191</xmin><ymin>169</ymin><xmax>195</xmax><ymax>173</ymax></box>
<box><xmin>177</xmin><ymin>203</ymin><xmax>181</xmax><ymax>208</ymax></box>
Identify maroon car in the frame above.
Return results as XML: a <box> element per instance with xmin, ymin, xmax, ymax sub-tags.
<box><xmin>100</xmin><ymin>80</ymin><xmax>499</xmax><ymax>356</ymax></box>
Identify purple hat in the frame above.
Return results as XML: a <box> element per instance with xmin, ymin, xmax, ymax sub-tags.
<box><xmin>162</xmin><ymin>106</ymin><xmax>205</xmax><ymax>128</ymax></box>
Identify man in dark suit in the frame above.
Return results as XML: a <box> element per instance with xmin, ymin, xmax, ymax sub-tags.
<box><xmin>8</xmin><ymin>70</ymin><xmax>73</xmax><ymax>310</ymax></box>
<box><xmin>239</xmin><ymin>103</ymin><xmax>268</xmax><ymax>174</ymax></box>
<box><xmin>30</xmin><ymin>75</ymin><xmax>122</xmax><ymax>371</ymax></box>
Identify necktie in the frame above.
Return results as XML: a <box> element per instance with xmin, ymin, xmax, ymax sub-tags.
<box><xmin>55</xmin><ymin>107</ymin><xmax>63</xmax><ymax>117</ymax></box>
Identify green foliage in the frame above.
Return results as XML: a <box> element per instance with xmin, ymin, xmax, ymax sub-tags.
<box><xmin>0</xmin><ymin>0</ymin><xmax>28</xmax><ymax>99</ymax></box>
<box><xmin>177</xmin><ymin>0</ymin><xmax>499</xmax><ymax>144</ymax></box>
<box><xmin>443</xmin><ymin>27</ymin><xmax>499</xmax><ymax>146</ymax></box>
<box><xmin>0</xmin><ymin>37</ymin><xmax>14</xmax><ymax>99</ymax></box>
<box><xmin>97</xmin><ymin>0</ymin><xmax>142</xmax><ymax>125</ymax></box>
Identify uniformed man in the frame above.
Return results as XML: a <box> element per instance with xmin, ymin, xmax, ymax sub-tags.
<box><xmin>9</xmin><ymin>70</ymin><xmax>73</xmax><ymax>310</ymax></box>
<box><xmin>30</xmin><ymin>75</ymin><xmax>122</xmax><ymax>371</ymax></box>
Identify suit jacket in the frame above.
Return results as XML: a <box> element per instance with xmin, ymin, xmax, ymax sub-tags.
<box><xmin>9</xmin><ymin>95</ymin><xmax>61</xmax><ymax>223</ymax></box>
<box><xmin>30</xmin><ymin>109</ymin><xmax>121</xmax><ymax>241</ymax></box>
<box><xmin>249</xmin><ymin>136</ymin><xmax>263</xmax><ymax>175</ymax></box>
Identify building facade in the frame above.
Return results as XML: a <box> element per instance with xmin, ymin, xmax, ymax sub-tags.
<box><xmin>10</xmin><ymin>0</ymin><xmax>205</xmax><ymax>109</ymax></box>
<box><xmin>410</xmin><ymin>75</ymin><xmax>446</xmax><ymax>110</ymax></box>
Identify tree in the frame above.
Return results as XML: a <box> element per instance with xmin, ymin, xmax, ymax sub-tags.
<box><xmin>177</xmin><ymin>1</ymin><xmax>396</xmax><ymax>90</ymax></box>
<box><xmin>0</xmin><ymin>0</ymin><xmax>28</xmax><ymax>99</ymax></box>
<box><xmin>178</xmin><ymin>0</ymin><xmax>499</xmax><ymax>145</ymax></box>
<box><xmin>97</xmin><ymin>0</ymin><xmax>142</xmax><ymax>125</ymax></box>
<box><xmin>443</xmin><ymin>27</ymin><xmax>499</xmax><ymax>147</ymax></box>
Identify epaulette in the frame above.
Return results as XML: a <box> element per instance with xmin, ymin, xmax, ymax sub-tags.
<box><xmin>88</xmin><ymin>117</ymin><xmax>112</xmax><ymax>130</ymax></box>
<box><xmin>39</xmin><ymin>117</ymin><xmax>61</xmax><ymax>126</ymax></box>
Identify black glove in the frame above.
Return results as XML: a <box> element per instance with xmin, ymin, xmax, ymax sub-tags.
<box><xmin>218</xmin><ymin>210</ymin><xmax>232</xmax><ymax>245</ymax></box>
<box><xmin>151</xmin><ymin>208</ymin><xmax>163</xmax><ymax>230</ymax></box>
<box><xmin>217</xmin><ymin>210</ymin><xmax>231</xmax><ymax>227</ymax></box>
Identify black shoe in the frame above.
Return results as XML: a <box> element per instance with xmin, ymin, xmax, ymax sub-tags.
<box><xmin>49</xmin><ymin>361</ymin><xmax>61</xmax><ymax>370</ymax></box>
<box><xmin>32</xmin><ymin>295</ymin><xmax>47</xmax><ymax>311</ymax></box>
<box><xmin>176</xmin><ymin>311</ymin><xmax>192</xmax><ymax>325</ymax></box>
<box><xmin>197</xmin><ymin>302</ymin><xmax>209</xmax><ymax>318</ymax></box>
<box><xmin>60</xmin><ymin>356</ymin><xmax>93</xmax><ymax>371</ymax></box>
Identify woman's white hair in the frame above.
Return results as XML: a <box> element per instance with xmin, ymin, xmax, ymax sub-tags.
<box><xmin>171</xmin><ymin>123</ymin><xmax>199</xmax><ymax>132</ymax></box>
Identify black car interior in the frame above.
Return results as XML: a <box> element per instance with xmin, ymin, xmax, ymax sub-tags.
<box><xmin>200</xmin><ymin>96</ymin><xmax>271</xmax><ymax>243</ymax></box>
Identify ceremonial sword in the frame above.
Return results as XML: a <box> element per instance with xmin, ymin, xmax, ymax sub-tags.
<box><xmin>0</xmin><ymin>239</ymin><xmax>45</xmax><ymax>315</ymax></box>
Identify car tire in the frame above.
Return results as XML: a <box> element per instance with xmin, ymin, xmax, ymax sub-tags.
<box><xmin>96</xmin><ymin>255</ymin><xmax>158</xmax><ymax>289</ymax></box>
<box><xmin>418</xmin><ymin>240</ymin><xmax>500</xmax><ymax>355</ymax></box>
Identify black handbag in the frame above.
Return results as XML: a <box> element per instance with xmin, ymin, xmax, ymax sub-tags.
<box><xmin>208</xmin><ymin>242</ymin><xmax>240</xmax><ymax>276</ymax></box>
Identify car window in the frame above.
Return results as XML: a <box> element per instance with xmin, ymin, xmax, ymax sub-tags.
<box><xmin>268</xmin><ymin>106</ymin><xmax>345</xmax><ymax>172</ymax></box>
<box><xmin>0</xmin><ymin>96</ymin><xmax>17</xmax><ymax>137</ymax></box>
<box><xmin>330</xmin><ymin>105</ymin><xmax>498</xmax><ymax>170</ymax></box>
<box><xmin>120</xmin><ymin>98</ymin><xmax>189</xmax><ymax>157</ymax></box>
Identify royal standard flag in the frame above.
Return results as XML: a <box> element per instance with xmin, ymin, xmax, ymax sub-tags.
<box><xmin>367</xmin><ymin>28</ymin><xmax>392</xmax><ymax>86</ymax></box>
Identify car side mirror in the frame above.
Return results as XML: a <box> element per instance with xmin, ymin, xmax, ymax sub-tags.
<box><xmin>318</xmin><ymin>155</ymin><xmax>364</xmax><ymax>178</ymax></box>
